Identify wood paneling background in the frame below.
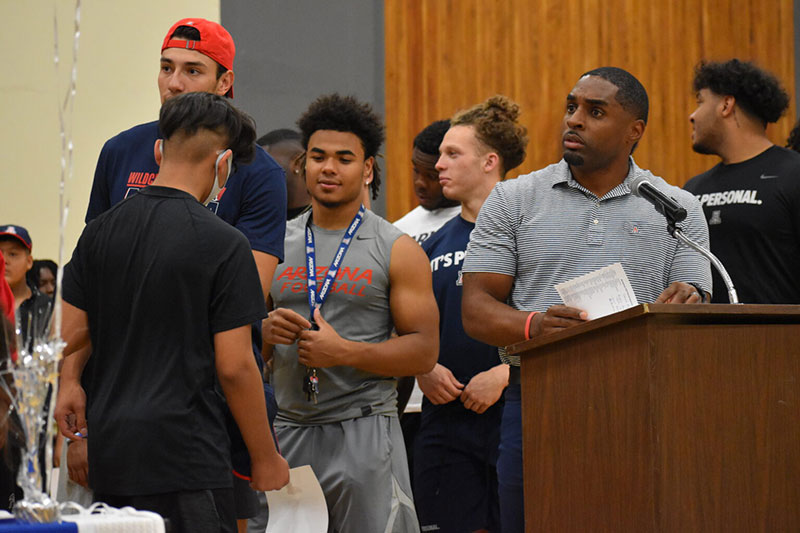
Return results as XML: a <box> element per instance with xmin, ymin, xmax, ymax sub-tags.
<box><xmin>384</xmin><ymin>0</ymin><xmax>795</xmax><ymax>221</ymax></box>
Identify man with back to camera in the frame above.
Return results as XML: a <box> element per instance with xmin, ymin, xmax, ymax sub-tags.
<box><xmin>79</xmin><ymin>18</ymin><xmax>286</xmax><ymax>525</ymax></box>
<box><xmin>394</xmin><ymin>119</ymin><xmax>462</xmax><ymax>245</ymax></box>
<box><xmin>262</xmin><ymin>93</ymin><xmax>439</xmax><ymax>532</ymax></box>
<box><xmin>55</xmin><ymin>92</ymin><xmax>290</xmax><ymax>533</ymax></box>
<box><xmin>258</xmin><ymin>129</ymin><xmax>310</xmax><ymax>220</ymax></box>
<box><xmin>413</xmin><ymin>94</ymin><xmax>528</xmax><ymax>533</ymax></box>
<box><xmin>460</xmin><ymin>67</ymin><xmax>712</xmax><ymax>532</ymax></box>
<box><xmin>683</xmin><ymin>59</ymin><xmax>800</xmax><ymax>303</ymax></box>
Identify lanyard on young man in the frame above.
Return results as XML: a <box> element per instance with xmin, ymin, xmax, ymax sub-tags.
<box><xmin>302</xmin><ymin>204</ymin><xmax>366</xmax><ymax>403</ymax></box>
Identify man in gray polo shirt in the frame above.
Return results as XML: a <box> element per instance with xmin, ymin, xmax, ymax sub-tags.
<box><xmin>461</xmin><ymin>67</ymin><xmax>712</xmax><ymax>532</ymax></box>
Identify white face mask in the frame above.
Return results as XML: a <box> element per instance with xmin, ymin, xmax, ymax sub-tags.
<box><xmin>205</xmin><ymin>149</ymin><xmax>231</xmax><ymax>205</ymax></box>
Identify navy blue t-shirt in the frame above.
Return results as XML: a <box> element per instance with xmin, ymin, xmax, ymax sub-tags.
<box><xmin>422</xmin><ymin>215</ymin><xmax>500</xmax><ymax>388</ymax></box>
<box><xmin>86</xmin><ymin>120</ymin><xmax>287</xmax><ymax>261</ymax></box>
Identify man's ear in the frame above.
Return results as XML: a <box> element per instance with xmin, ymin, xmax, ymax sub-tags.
<box><xmin>154</xmin><ymin>139</ymin><xmax>163</xmax><ymax>166</ymax></box>
<box><xmin>216</xmin><ymin>70</ymin><xmax>235</xmax><ymax>97</ymax></box>
<box><xmin>483</xmin><ymin>152</ymin><xmax>500</xmax><ymax>174</ymax></box>
<box><xmin>720</xmin><ymin>95</ymin><xmax>736</xmax><ymax>118</ymax></box>
<box><xmin>289</xmin><ymin>152</ymin><xmax>304</xmax><ymax>176</ymax></box>
<box><xmin>217</xmin><ymin>149</ymin><xmax>233</xmax><ymax>185</ymax></box>
<box><xmin>629</xmin><ymin>119</ymin><xmax>646</xmax><ymax>146</ymax></box>
<box><xmin>363</xmin><ymin>156</ymin><xmax>374</xmax><ymax>184</ymax></box>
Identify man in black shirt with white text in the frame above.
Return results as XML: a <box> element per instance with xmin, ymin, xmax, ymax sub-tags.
<box><xmin>684</xmin><ymin>59</ymin><xmax>800</xmax><ymax>303</ymax></box>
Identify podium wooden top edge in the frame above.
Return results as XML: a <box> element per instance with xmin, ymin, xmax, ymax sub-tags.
<box><xmin>505</xmin><ymin>303</ymin><xmax>800</xmax><ymax>355</ymax></box>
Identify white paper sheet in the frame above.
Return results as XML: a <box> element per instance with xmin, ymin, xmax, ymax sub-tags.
<box><xmin>265</xmin><ymin>465</ymin><xmax>328</xmax><ymax>533</ymax></box>
<box><xmin>555</xmin><ymin>262</ymin><xmax>638</xmax><ymax>320</ymax></box>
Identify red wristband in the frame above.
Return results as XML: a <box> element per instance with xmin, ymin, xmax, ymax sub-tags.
<box><xmin>524</xmin><ymin>311</ymin><xmax>538</xmax><ymax>341</ymax></box>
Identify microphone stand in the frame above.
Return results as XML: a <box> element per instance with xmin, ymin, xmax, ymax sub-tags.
<box><xmin>666</xmin><ymin>219</ymin><xmax>740</xmax><ymax>304</ymax></box>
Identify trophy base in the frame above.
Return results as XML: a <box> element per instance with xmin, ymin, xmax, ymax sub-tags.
<box><xmin>14</xmin><ymin>497</ymin><xmax>61</xmax><ymax>523</ymax></box>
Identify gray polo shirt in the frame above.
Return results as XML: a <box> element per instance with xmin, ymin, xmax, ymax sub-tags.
<box><xmin>463</xmin><ymin>158</ymin><xmax>712</xmax><ymax>366</ymax></box>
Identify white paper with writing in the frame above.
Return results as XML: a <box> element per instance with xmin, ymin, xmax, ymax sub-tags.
<box><xmin>555</xmin><ymin>262</ymin><xmax>638</xmax><ymax>320</ymax></box>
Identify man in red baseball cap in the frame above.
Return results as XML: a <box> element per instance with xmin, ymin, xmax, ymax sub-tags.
<box><xmin>78</xmin><ymin>18</ymin><xmax>288</xmax><ymax>530</ymax></box>
<box><xmin>159</xmin><ymin>18</ymin><xmax>236</xmax><ymax>100</ymax></box>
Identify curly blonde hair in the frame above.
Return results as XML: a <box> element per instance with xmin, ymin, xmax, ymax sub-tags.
<box><xmin>451</xmin><ymin>95</ymin><xmax>528</xmax><ymax>177</ymax></box>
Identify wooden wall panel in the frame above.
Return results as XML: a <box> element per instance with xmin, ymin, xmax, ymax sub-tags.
<box><xmin>384</xmin><ymin>0</ymin><xmax>795</xmax><ymax>221</ymax></box>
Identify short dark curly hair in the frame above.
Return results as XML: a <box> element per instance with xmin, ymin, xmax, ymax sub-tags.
<box><xmin>413</xmin><ymin>119</ymin><xmax>450</xmax><ymax>156</ymax></box>
<box><xmin>297</xmin><ymin>94</ymin><xmax>386</xmax><ymax>200</ymax></box>
<box><xmin>693</xmin><ymin>59</ymin><xmax>789</xmax><ymax>125</ymax></box>
<box><xmin>582</xmin><ymin>67</ymin><xmax>649</xmax><ymax>124</ymax></box>
<box><xmin>451</xmin><ymin>95</ymin><xmax>528</xmax><ymax>177</ymax></box>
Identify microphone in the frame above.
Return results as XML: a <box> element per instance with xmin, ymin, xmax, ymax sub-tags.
<box><xmin>629</xmin><ymin>175</ymin><xmax>687</xmax><ymax>223</ymax></box>
<box><xmin>628</xmin><ymin>175</ymin><xmax>740</xmax><ymax>303</ymax></box>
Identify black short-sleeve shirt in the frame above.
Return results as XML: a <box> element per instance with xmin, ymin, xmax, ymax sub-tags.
<box><xmin>63</xmin><ymin>186</ymin><xmax>267</xmax><ymax>495</ymax></box>
<box><xmin>684</xmin><ymin>146</ymin><xmax>800</xmax><ymax>303</ymax></box>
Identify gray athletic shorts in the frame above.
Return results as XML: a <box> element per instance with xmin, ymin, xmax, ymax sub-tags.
<box><xmin>274</xmin><ymin>415</ymin><xmax>419</xmax><ymax>533</ymax></box>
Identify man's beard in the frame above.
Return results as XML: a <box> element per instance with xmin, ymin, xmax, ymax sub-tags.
<box><xmin>691</xmin><ymin>127</ymin><xmax>722</xmax><ymax>156</ymax></box>
<box><xmin>563</xmin><ymin>151</ymin><xmax>584</xmax><ymax>166</ymax></box>
<box><xmin>692</xmin><ymin>141</ymin><xmax>716</xmax><ymax>155</ymax></box>
<box><xmin>317</xmin><ymin>198</ymin><xmax>343</xmax><ymax>209</ymax></box>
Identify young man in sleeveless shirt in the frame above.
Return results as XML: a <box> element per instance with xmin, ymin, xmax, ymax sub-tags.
<box><xmin>262</xmin><ymin>94</ymin><xmax>439</xmax><ymax>533</ymax></box>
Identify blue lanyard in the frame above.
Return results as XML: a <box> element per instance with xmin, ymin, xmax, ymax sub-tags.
<box><xmin>305</xmin><ymin>204</ymin><xmax>366</xmax><ymax>321</ymax></box>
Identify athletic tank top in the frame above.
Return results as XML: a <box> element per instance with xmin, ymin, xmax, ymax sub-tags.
<box><xmin>270</xmin><ymin>209</ymin><xmax>404</xmax><ymax>424</ymax></box>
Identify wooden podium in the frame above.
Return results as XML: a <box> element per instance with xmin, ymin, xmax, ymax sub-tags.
<box><xmin>506</xmin><ymin>304</ymin><xmax>800</xmax><ymax>532</ymax></box>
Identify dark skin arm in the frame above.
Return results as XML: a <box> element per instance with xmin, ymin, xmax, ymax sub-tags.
<box><xmin>297</xmin><ymin>236</ymin><xmax>439</xmax><ymax>376</ymax></box>
<box><xmin>461</xmin><ymin>272</ymin><xmax>581</xmax><ymax>346</ymax></box>
<box><xmin>264</xmin><ymin>235</ymin><xmax>439</xmax><ymax>376</ymax></box>
<box><xmin>462</xmin><ymin>272</ymin><xmax>703</xmax><ymax>346</ymax></box>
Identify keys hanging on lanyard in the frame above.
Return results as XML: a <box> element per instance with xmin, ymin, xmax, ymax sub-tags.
<box><xmin>303</xmin><ymin>367</ymin><xmax>320</xmax><ymax>404</ymax></box>
<box><xmin>303</xmin><ymin>320</ymin><xmax>321</xmax><ymax>404</ymax></box>
<box><xmin>302</xmin><ymin>205</ymin><xmax>365</xmax><ymax>403</ymax></box>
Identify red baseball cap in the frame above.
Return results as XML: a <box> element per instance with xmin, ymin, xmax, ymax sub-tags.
<box><xmin>161</xmin><ymin>18</ymin><xmax>236</xmax><ymax>97</ymax></box>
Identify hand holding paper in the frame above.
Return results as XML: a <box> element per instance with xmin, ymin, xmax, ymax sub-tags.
<box><xmin>266</xmin><ymin>465</ymin><xmax>328</xmax><ymax>533</ymax></box>
<box><xmin>555</xmin><ymin>263</ymin><xmax>638</xmax><ymax>320</ymax></box>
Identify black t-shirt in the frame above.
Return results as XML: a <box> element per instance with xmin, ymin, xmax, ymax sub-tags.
<box><xmin>684</xmin><ymin>146</ymin><xmax>800</xmax><ymax>303</ymax></box>
<box><xmin>63</xmin><ymin>186</ymin><xmax>267</xmax><ymax>495</ymax></box>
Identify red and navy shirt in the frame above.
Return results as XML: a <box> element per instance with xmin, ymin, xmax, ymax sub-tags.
<box><xmin>86</xmin><ymin>120</ymin><xmax>287</xmax><ymax>261</ymax></box>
